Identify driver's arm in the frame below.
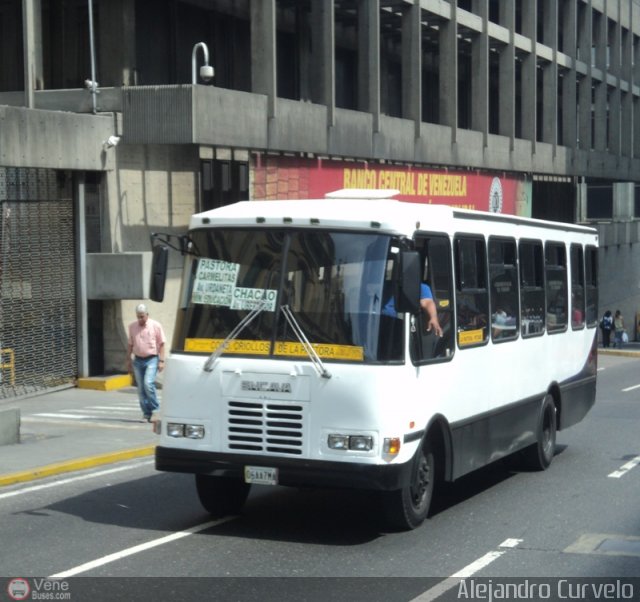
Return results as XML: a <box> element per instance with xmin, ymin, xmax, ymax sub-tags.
<box><xmin>420</xmin><ymin>297</ymin><xmax>443</xmax><ymax>337</ymax></box>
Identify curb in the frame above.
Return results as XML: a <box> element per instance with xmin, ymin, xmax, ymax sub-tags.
<box><xmin>77</xmin><ymin>374</ymin><xmax>133</xmax><ymax>391</ymax></box>
<box><xmin>598</xmin><ymin>349</ymin><xmax>640</xmax><ymax>358</ymax></box>
<box><xmin>0</xmin><ymin>445</ymin><xmax>156</xmax><ymax>488</ymax></box>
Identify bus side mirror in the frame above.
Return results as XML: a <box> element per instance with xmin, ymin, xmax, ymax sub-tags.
<box><xmin>150</xmin><ymin>245</ymin><xmax>169</xmax><ymax>302</ymax></box>
<box><xmin>396</xmin><ymin>251</ymin><xmax>421</xmax><ymax>314</ymax></box>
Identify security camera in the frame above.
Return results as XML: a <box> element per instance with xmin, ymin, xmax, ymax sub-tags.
<box><xmin>199</xmin><ymin>65</ymin><xmax>215</xmax><ymax>83</ymax></box>
<box><xmin>103</xmin><ymin>135</ymin><xmax>121</xmax><ymax>149</ymax></box>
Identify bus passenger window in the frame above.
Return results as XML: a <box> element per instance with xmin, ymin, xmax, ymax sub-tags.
<box><xmin>570</xmin><ymin>244</ymin><xmax>585</xmax><ymax>329</ymax></box>
<box><xmin>585</xmin><ymin>246</ymin><xmax>598</xmax><ymax>327</ymax></box>
<box><xmin>545</xmin><ymin>242</ymin><xmax>568</xmax><ymax>333</ymax></box>
<box><xmin>455</xmin><ymin>236</ymin><xmax>489</xmax><ymax>347</ymax></box>
<box><xmin>519</xmin><ymin>240</ymin><xmax>545</xmax><ymax>337</ymax></box>
<box><xmin>489</xmin><ymin>238</ymin><xmax>519</xmax><ymax>342</ymax></box>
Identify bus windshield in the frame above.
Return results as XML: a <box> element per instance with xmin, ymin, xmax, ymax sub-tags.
<box><xmin>173</xmin><ymin>228</ymin><xmax>406</xmax><ymax>363</ymax></box>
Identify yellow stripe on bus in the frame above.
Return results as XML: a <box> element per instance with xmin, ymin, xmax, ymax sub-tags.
<box><xmin>184</xmin><ymin>339</ymin><xmax>270</xmax><ymax>354</ymax></box>
<box><xmin>274</xmin><ymin>342</ymin><xmax>364</xmax><ymax>361</ymax></box>
<box><xmin>184</xmin><ymin>338</ymin><xmax>364</xmax><ymax>361</ymax></box>
<box><xmin>458</xmin><ymin>329</ymin><xmax>484</xmax><ymax>346</ymax></box>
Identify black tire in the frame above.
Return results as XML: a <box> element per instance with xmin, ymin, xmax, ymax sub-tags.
<box><xmin>521</xmin><ymin>394</ymin><xmax>557</xmax><ymax>470</ymax></box>
<box><xmin>380</xmin><ymin>440</ymin><xmax>435</xmax><ymax>530</ymax></box>
<box><xmin>195</xmin><ymin>474</ymin><xmax>251</xmax><ymax>518</ymax></box>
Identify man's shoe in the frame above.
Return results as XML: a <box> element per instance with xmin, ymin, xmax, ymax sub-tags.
<box><xmin>143</xmin><ymin>414</ymin><xmax>152</xmax><ymax>423</ymax></box>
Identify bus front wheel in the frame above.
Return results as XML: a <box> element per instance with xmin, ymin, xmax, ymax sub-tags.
<box><xmin>522</xmin><ymin>394</ymin><xmax>557</xmax><ymax>470</ymax></box>
<box><xmin>380</xmin><ymin>440</ymin><xmax>435</xmax><ymax>530</ymax></box>
<box><xmin>195</xmin><ymin>474</ymin><xmax>251</xmax><ymax>518</ymax></box>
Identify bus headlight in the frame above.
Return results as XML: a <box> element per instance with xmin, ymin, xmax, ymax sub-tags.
<box><xmin>328</xmin><ymin>434</ymin><xmax>349</xmax><ymax>450</ymax></box>
<box><xmin>349</xmin><ymin>435</ymin><xmax>374</xmax><ymax>451</ymax></box>
<box><xmin>167</xmin><ymin>423</ymin><xmax>185</xmax><ymax>437</ymax></box>
<box><xmin>184</xmin><ymin>424</ymin><xmax>205</xmax><ymax>439</ymax></box>
<box><xmin>327</xmin><ymin>434</ymin><xmax>373</xmax><ymax>451</ymax></box>
<box><xmin>166</xmin><ymin>423</ymin><xmax>206</xmax><ymax>439</ymax></box>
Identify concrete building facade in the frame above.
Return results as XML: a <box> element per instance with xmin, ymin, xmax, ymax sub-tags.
<box><xmin>1</xmin><ymin>0</ymin><xmax>640</xmax><ymax>397</ymax></box>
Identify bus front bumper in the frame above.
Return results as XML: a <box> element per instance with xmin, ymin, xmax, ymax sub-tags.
<box><xmin>155</xmin><ymin>446</ymin><xmax>413</xmax><ymax>491</ymax></box>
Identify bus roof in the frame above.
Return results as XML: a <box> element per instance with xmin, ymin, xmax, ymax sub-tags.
<box><xmin>190</xmin><ymin>194</ymin><xmax>598</xmax><ymax>239</ymax></box>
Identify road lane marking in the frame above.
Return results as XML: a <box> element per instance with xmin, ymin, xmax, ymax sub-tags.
<box><xmin>608</xmin><ymin>455</ymin><xmax>640</xmax><ymax>478</ymax></box>
<box><xmin>33</xmin><ymin>413</ymin><xmax>91</xmax><ymax>419</ymax></box>
<box><xmin>21</xmin><ymin>417</ymin><xmax>147</xmax><ymax>430</ymax></box>
<box><xmin>412</xmin><ymin>539</ymin><xmax>522</xmax><ymax>601</ymax></box>
<box><xmin>89</xmin><ymin>406</ymin><xmax>140</xmax><ymax>411</ymax></box>
<box><xmin>0</xmin><ymin>460</ymin><xmax>154</xmax><ymax>499</ymax></box>
<box><xmin>621</xmin><ymin>384</ymin><xmax>640</xmax><ymax>392</ymax></box>
<box><xmin>49</xmin><ymin>518</ymin><xmax>234</xmax><ymax>578</ymax></box>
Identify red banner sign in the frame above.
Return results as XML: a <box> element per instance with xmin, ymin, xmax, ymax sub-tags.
<box><xmin>253</xmin><ymin>156</ymin><xmax>531</xmax><ymax>216</ymax></box>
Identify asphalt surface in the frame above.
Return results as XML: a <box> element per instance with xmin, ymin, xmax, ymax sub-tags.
<box><xmin>0</xmin><ymin>344</ymin><xmax>638</xmax><ymax>488</ymax></box>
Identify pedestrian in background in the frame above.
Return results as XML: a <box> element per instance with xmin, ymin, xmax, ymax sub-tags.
<box><xmin>127</xmin><ymin>303</ymin><xmax>166</xmax><ymax>422</ymax></box>
<box><xmin>613</xmin><ymin>309</ymin><xmax>626</xmax><ymax>348</ymax></box>
<box><xmin>600</xmin><ymin>310</ymin><xmax>613</xmax><ymax>348</ymax></box>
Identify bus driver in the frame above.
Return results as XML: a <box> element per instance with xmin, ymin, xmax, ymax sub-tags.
<box><xmin>382</xmin><ymin>282</ymin><xmax>443</xmax><ymax>338</ymax></box>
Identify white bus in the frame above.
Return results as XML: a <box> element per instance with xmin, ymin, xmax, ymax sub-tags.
<box><xmin>150</xmin><ymin>189</ymin><xmax>598</xmax><ymax>530</ymax></box>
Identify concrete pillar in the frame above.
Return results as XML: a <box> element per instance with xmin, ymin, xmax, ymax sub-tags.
<box><xmin>311</xmin><ymin>0</ymin><xmax>335</xmax><ymax>126</ymax></box>
<box><xmin>613</xmin><ymin>182</ymin><xmax>635</xmax><ymax>220</ymax></box>
<box><xmin>75</xmin><ymin>173</ymin><xmax>89</xmax><ymax>379</ymax></box>
<box><xmin>439</xmin><ymin>3</ymin><xmax>457</xmax><ymax>139</ymax></box>
<box><xmin>576</xmin><ymin>178</ymin><xmax>588</xmax><ymax>222</ymax></box>
<box><xmin>498</xmin><ymin>1</ymin><xmax>515</xmax><ymax>147</ymax></box>
<box><xmin>357</xmin><ymin>0</ymin><xmax>380</xmax><ymax>131</ymax></box>
<box><xmin>634</xmin><ymin>21</ymin><xmax>640</xmax><ymax>158</ymax></box>
<box><xmin>251</xmin><ymin>0</ymin><xmax>277</xmax><ymax>118</ymax></box>
<box><xmin>621</xmin><ymin>3</ymin><xmax>632</xmax><ymax>158</ymax></box>
<box><xmin>98</xmin><ymin>0</ymin><xmax>136</xmax><ymax>86</ymax></box>
<box><xmin>401</xmin><ymin>2</ymin><xmax>421</xmax><ymax>136</ymax></box>
<box><xmin>541</xmin><ymin>0</ymin><xmax>558</xmax><ymax>147</ymax></box>
<box><xmin>561</xmin><ymin>0</ymin><xmax>577</xmax><ymax>149</ymax></box>
<box><xmin>608</xmin><ymin>9</ymin><xmax>621</xmax><ymax>155</ymax></box>
<box><xmin>471</xmin><ymin>0</ymin><xmax>488</xmax><ymax>144</ymax></box>
<box><xmin>520</xmin><ymin>0</ymin><xmax>537</xmax><ymax>145</ymax></box>
<box><xmin>593</xmin><ymin>6</ymin><xmax>607</xmax><ymax>152</ymax></box>
<box><xmin>577</xmin><ymin>0</ymin><xmax>593</xmax><ymax>151</ymax></box>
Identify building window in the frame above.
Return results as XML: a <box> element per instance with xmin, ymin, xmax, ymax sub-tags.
<box><xmin>586</xmin><ymin>185</ymin><xmax>613</xmax><ymax>219</ymax></box>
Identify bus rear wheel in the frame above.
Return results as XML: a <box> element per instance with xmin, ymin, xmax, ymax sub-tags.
<box><xmin>195</xmin><ymin>474</ymin><xmax>251</xmax><ymax>518</ymax></box>
<box><xmin>380</xmin><ymin>440</ymin><xmax>435</xmax><ymax>530</ymax></box>
<box><xmin>522</xmin><ymin>394</ymin><xmax>557</xmax><ymax>470</ymax></box>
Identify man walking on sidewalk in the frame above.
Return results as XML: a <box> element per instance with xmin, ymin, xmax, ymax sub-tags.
<box><xmin>126</xmin><ymin>304</ymin><xmax>166</xmax><ymax>422</ymax></box>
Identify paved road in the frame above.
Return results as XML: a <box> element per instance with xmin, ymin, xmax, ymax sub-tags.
<box><xmin>1</xmin><ymin>354</ymin><xmax>639</xmax><ymax>600</ymax></box>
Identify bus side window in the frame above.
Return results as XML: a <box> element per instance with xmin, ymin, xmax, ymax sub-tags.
<box><xmin>413</xmin><ymin>234</ymin><xmax>454</xmax><ymax>362</ymax></box>
<box><xmin>519</xmin><ymin>240</ymin><xmax>545</xmax><ymax>337</ymax></box>
<box><xmin>545</xmin><ymin>242</ymin><xmax>568</xmax><ymax>333</ymax></box>
<box><xmin>570</xmin><ymin>244</ymin><xmax>585</xmax><ymax>329</ymax></box>
<box><xmin>489</xmin><ymin>237</ymin><xmax>519</xmax><ymax>342</ymax></box>
<box><xmin>585</xmin><ymin>245</ymin><xmax>598</xmax><ymax>327</ymax></box>
<box><xmin>454</xmin><ymin>235</ymin><xmax>489</xmax><ymax>348</ymax></box>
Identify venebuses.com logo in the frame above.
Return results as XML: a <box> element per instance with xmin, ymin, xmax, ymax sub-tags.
<box><xmin>7</xmin><ymin>579</ymin><xmax>30</xmax><ymax>601</ymax></box>
<box><xmin>6</xmin><ymin>578</ymin><xmax>71</xmax><ymax>600</ymax></box>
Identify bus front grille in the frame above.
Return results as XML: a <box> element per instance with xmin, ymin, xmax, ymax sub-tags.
<box><xmin>226</xmin><ymin>400</ymin><xmax>305</xmax><ymax>455</ymax></box>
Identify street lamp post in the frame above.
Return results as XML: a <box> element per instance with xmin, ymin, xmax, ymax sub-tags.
<box><xmin>192</xmin><ymin>42</ymin><xmax>214</xmax><ymax>84</ymax></box>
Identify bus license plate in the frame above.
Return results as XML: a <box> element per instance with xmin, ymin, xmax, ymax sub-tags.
<box><xmin>244</xmin><ymin>466</ymin><xmax>278</xmax><ymax>485</ymax></box>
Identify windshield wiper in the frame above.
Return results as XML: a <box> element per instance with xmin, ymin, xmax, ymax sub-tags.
<box><xmin>280</xmin><ymin>305</ymin><xmax>331</xmax><ymax>379</ymax></box>
<box><xmin>203</xmin><ymin>300</ymin><xmax>269</xmax><ymax>372</ymax></box>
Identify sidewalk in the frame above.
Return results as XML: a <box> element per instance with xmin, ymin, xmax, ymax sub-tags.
<box><xmin>599</xmin><ymin>340</ymin><xmax>640</xmax><ymax>357</ymax></box>
<box><xmin>1</xmin><ymin>343</ymin><xmax>639</xmax><ymax>489</ymax></box>
<box><xmin>0</xmin><ymin>385</ymin><xmax>157</xmax><ymax>487</ymax></box>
